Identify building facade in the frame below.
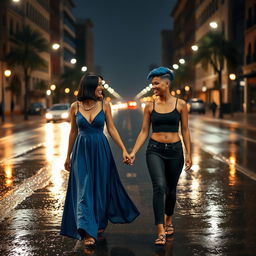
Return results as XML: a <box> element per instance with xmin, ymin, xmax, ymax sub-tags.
<box><xmin>171</xmin><ymin>0</ymin><xmax>196</xmax><ymax>97</ymax></box>
<box><xmin>243</xmin><ymin>0</ymin><xmax>256</xmax><ymax>113</ymax></box>
<box><xmin>194</xmin><ymin>0</ymin><xmax>245</xmax><ymax>110</ymax></box>
<box><xmin>0</xmin><ymin>0</ymin><xmax>51</xmax><ymax>115</ymax></box>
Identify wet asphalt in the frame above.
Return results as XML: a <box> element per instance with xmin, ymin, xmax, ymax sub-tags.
<box><xmin>0</xmin><ymin>109</ymin><xmax>256</xmax><ymax>256</ymax></box>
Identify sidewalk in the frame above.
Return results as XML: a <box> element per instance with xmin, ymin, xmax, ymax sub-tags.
<box><xmin>194</xmin><ymin>111</ymin><xmax>256</xmax><ymax>131</ymax></box>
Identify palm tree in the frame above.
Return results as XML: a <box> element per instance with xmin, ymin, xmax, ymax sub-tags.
<box><xmin>193</xmin><ymin>31</ymin><xmax>237</xmax><ymax>118</ymax></box>
<box><xmin>5</xmin><ymin>25</ymin><xmax>49</xmax><ymax>120</ymax></box>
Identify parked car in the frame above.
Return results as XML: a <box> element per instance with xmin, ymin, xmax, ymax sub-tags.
<box><xmin>187</xmin><ymin>98</ymin><xmax>206</xmax><ymax>114</ymax></box>
<box><xmin>28</xmin><ymin>102</ymin><xmax>46</xmax><ymax>115</ymax></box>
<box><xmin>45</xmin><ymin>103</ymin><xmax>70</xmax><ymax>122</ymax></box>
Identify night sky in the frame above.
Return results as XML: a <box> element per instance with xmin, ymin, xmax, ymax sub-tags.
<box><xmin>73</xmin><ymin>0</ymin><xmax>177</xmax><ymax>99</ymax></box>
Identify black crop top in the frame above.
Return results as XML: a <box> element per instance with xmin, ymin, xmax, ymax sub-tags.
<box><xmin>150</xmin><ymin>98</ymin><xmax>181</xmax><ymax>133</ymax></box>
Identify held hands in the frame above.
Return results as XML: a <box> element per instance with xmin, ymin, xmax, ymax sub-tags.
<box><xmin>122</xmin><ymin>150</ymin><xmax>136</xmax><ymax>166</ymax></box>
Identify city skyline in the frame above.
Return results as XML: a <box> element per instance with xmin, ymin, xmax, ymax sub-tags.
<box><xmin>74</xmin><ymin>0</ymin><xmax>178</xmax><ymax>99</ymax></box>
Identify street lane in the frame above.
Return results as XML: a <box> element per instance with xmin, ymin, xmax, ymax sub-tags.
<box><xmin>0</xmin><ymin>108</ymin><xmax>255</xmax><ymax>255</ymax></box>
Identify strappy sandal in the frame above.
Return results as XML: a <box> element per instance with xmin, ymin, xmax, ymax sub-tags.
<box><xmin>164</xmin><ymin>224</ymin><xmax>174</xmax><ymax>236</ymax></box>
<box><xmin>155</xmin><ymin>233</ymin><xmax>166</xmax><ymax>246</ymax></box>
<box><xmin>84</xmin><ymin>237</ymin><xmax>96</xmax><ymax>248</ymax></box>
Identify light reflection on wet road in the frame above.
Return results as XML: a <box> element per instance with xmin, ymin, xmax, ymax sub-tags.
<box><xmin>0</xmin><ymin>110</ymin><xmax>256</xmax><ymax>255</ymax></box>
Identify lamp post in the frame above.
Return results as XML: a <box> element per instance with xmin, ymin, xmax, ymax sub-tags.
<box><xmin>1</xmin><ymin>69</ymin><xmax>12</xmax><ymax>122</ymax></box>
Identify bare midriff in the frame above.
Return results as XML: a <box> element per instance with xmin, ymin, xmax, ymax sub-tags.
<box><xmin>151</xmin><ymin>132</ymin><xmax>181</xmax><ymax>143</ymax></box>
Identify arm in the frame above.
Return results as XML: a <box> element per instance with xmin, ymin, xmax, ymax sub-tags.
<box><xmin>64</xmin><ymin>102</ymin><xmax>78</xmax><ymax>171</ymax></box>
<box><xmin>104</xmin><ymin>101</ymin><xmax>130</xmax><ymax>163</ymax></box>
<box><xmin>180</xmin><ymin>100</ymin><xmax>192</xmax><ymax>171</ymax></box>
<box><xmin>129</xmin><ymin>102</ymin><xmax>151</xmax><ymax>163</ymax></box>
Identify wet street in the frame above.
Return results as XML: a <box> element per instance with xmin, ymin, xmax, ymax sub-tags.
<box><xmin>0</xmin><ymin>109</ymin><xmax>256</xmax><ymax>256</ymax></box>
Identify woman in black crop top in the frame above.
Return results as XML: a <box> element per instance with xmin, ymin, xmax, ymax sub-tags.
<box><xmin>130</xmin><ymin>67</ymin><xmax>192</xmax><ymax>246</ymax></box>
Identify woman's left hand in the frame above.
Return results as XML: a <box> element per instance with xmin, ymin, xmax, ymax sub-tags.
<box><xmin>184</xmin><ymin>154</ymin><xmax>192</xmax><ymax>172</ymax></box>
<box><xmin>123</xmin><ymin>151</ymin><xmax>131</xmax><ymax>165</ymax></box>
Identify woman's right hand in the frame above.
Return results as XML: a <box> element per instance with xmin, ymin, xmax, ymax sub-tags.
<box><xmin>129</xmin><ymin>152</ymin><xmax>136</xmax><ymax>165</ymax></box>
<box><xmin>64</xmin><ymin>157</ymin><xmax>71</xmax><ymax>171</ymax></box>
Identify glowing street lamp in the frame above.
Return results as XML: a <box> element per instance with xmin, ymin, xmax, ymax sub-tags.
<box><xmin>65</xmin><ymin>88</ymin><xmax>70</xmax><ymax>94</ymax></box>
<box><xmin>171</xmin><ymin>91</ymin><xmax>176</xmax><ymax>96</ymax></box>
<box><xmin>81</xmin><ymin>66</ymin><xmax>87</xmax><ymax>72</ymax></box>
<box><xmin>50</xmin><ymin>84</ymin><xmax>56</xmax><ymax>91</ymax></box>
<box><xmin>229</xmin><ymin>74</ymin><xmax>236</xmax><ymax>80</ymax></box>
<box><xmin>4</xmin><ymin>70</ymin><xmax>11</xmax><ymax>77</ymax></box>
<box><xmin>176</xmin><ymin>89</ymin><xmax>181</xmax><ymax>95</ymax></box>
<box><xmin>184</xmin><ymin>85</ymin><xmax>190</xmax><ymax>92</ymax></box>
<box><xmin>46</xmin><ymin>89</ymin><xmax>51</xmax><ymax>96</ymax></box>
<box><xmin>52</xmin><ymin>43</ymin><xmax>60</xmax><ymax>50</ymax></box>
<box><xmin>191</xmin><ymin>45</ymin><xmax>199</xmax><ymax>51</ymax></box>
<box><xmin>70</xmin><ymin>58</ymin><xmax>77</xmax><ymax>64</ymax></box>
<box><xmin>173</xmin><ymin>64</ymin><xmax>179</xmax><ymax>70</ymax></box>
<box><xmin>104</xmin><ymin>83</ymin><xmax>109</xmax><ymax>89</ymax></box>
<box><xmin>179</xmin><ymin>58</ymin><xmax>185</xmax><ymax>64</ymax></box>
<box><xmin>209</xmin><ymin>21</ymin><xmax>218</xmax><ymax>29</ymax></box>
<box><xmin>12</xmin><ymin>0</ymin><xmax>20</xmax><ymax>2</ymax></box>
<box><xmin>74</xmin><ymin>90</ymin><xmax>78</xmax><ymax>96</ymax></box>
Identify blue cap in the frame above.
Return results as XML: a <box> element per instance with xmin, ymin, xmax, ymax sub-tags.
<box><xmin>147</xmin><ymin>67</ymin><xmax>174</xmax><ymax>81</ymax></box>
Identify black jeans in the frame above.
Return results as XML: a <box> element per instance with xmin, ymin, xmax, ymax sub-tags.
<box><xmin>146</xmin><ymin>138</ymin><xmax>184</xmax><ymax>225</ymax></box>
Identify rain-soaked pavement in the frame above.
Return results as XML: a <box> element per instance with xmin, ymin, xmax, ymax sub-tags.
<box><xmin>0</xmin><ymin>109</ymin><xmax>256</xmax><ymax>256</ymax></box>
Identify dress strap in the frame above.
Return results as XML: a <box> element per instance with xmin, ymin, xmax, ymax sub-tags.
<box><xmin>153</xmin><ymin>100</ymin><xmax>155</xmax><ymax>110</ymax></box>
<box><xmin>101</xmin><ymin>99</ymin><xmax>104</xmax><ymax>110</ymax></box>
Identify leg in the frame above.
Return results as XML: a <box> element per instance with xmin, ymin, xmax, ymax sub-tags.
<box><xmin>164</xmin><ymin>156</ymin><xmax>184</xmax><ymax>229</ymax></box>
<box><xmin>146</xmin><ymin>153</ymin><xmax>167</xmax><ymax>245</ymax></box>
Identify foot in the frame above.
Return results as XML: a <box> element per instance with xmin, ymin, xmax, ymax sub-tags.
<box><xmin>84</xmin><ymin>237</ymin><xmax>96</xmax><ymax>248</ymax></box>
<box><xmin>155</xmin><ymin>233</ymin><xmax>166</xmax><ymax>246</ymax></box>
<box><xmin>164</xmin><ymin>224</ymin><xmax>174</xmax><ymax>236</ymax></box>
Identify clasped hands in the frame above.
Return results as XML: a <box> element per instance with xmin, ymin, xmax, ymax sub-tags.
<box><xmin>122</xmin><ymin>151</ymin><xmax>135</xmax><ymax>166</ymax></box>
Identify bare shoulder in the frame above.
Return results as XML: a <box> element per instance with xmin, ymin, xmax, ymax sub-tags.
<box><xmin>177</xmin><ymin>98</ymin><xmax>187</xmax><ymax>112</ymax></box>
<box><xmin>144</xmin><ymin>101</ymin><xmax>153</xmax><ymax>113</ymax></box>
<box><xmin>70</xmin><ymin>101</ymin><xmax>78</xmax><ymax>113</ymax></box>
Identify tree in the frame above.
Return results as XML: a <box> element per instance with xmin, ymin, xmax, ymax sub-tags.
<box><xmin>5</xmin><ymin>25</ymin><xmax>49</xmax><ymax>120</ymax></box>
<box><xmin>193</xmin><ymin>31</ymin><xmax>237</xmax><ymax>118</ymax></box>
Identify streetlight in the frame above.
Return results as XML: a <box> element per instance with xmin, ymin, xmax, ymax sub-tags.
<box><xmin>46</xmin><ymin>89</ymin><xmax>51</xmax><ymax>96</ymax></box>
<box><xmin>179</xmin><ymin>58</ymin><xmax>185</xmax><ymax>64</ymax></box>
<box><xmin>104</xmin><ymin>83</ymin><xmax>109</xmax><ymax>89</ymax></box>
<box><xmin>229</xmin><ymin>74</ymin><xmax>236</xmax><ymax>80</ymax></box>
<box><xmin>1</xmin><ymin>69</ymin><xmax>12</xmax><ymax>122</ymax></box>
<box><xmin>65</xmin><ymin>88</ymin><xmax>70</xmax><ymax>94</ymax></box>
<box><xmin>176</xmin><ymin>89</ymin><xmax>181</xmax><ymax>95</ymax></box>
<box><xmin>202</xmin><ymin>86</ymin><xmax>207</xmax><ymax>92</ymax></box>
<box><xmin>81</xmin><ymin>66</ymin><xmax>87</xmax><ymax>72</ymax></box>
<box><xmin>4</xmin><ymin>70</ymin><xmax>11</xmax><ymax>77</ymax></box>
<box><xmin>191</xmin><ymin>45</ymin><xmax>199</xmax><ymax>51</ymax></box>
<box><xmin>12</xmin><ymin>0</ymin><xmax>20</xmax><ymax>2</ymax></box>
<box><xmin>50</xmin><ymin>84</ymin><xmax>56</xmax><ymax>91</ymax></box>
<box><xmin>171</xmin><ymin>91</ymin><xmax>176</xmax><ymax>96</ymax></box>
<box><xmin>184</xmin><ymin>85</ymin><xmax>190</xmax><ymax>92</ymax></box>
<box><xmin>70</xmin><ymin>58</ymin><xmax>76</xmax><ymax>64</ymax></box>
<box><xmin>173</xmin><ymin>64</ymin><xmax>179</xmax><ymax>70</ymax></box>
<box><xmin>74</xmin><ymin>90</ymin><xmax>78</xmax><ymax>96</ymax></box>
<box><xmin>52</xmin><ymin>43</ymin><xmax>60</xmax><ymax>50</ymax></box>
<box><xmin>209</xmin><ymin>21</ymin><xmax>218</xmax><ymax>29</ymax></box>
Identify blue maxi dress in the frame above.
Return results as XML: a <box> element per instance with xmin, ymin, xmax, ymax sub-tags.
<box><xmin>60</xmin><ymin>103</ymin><xmax>140</xmax><ymax>240</ymax></box>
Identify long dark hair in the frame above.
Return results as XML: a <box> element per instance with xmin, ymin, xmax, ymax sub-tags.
<box><xmin>77</xmin><ymin>74</ymin><xmax>100</xmax><ymax>101</ymax></box>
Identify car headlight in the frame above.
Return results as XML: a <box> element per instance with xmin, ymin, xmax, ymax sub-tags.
<box><xmin>61</xmin><ymin>112</ymin><xmax>69</xmax><ymax>119</ymax></box>
<box><xmin>46</xmin><ymin>113</ymin><xmax>53</xmax><ymax>119</ymax></box>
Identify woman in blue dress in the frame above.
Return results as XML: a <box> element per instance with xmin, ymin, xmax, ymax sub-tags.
<box><xmin>60</xmin><ymin>74</ymin><xmax>139</xmax><ymax>247</ymax></box>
